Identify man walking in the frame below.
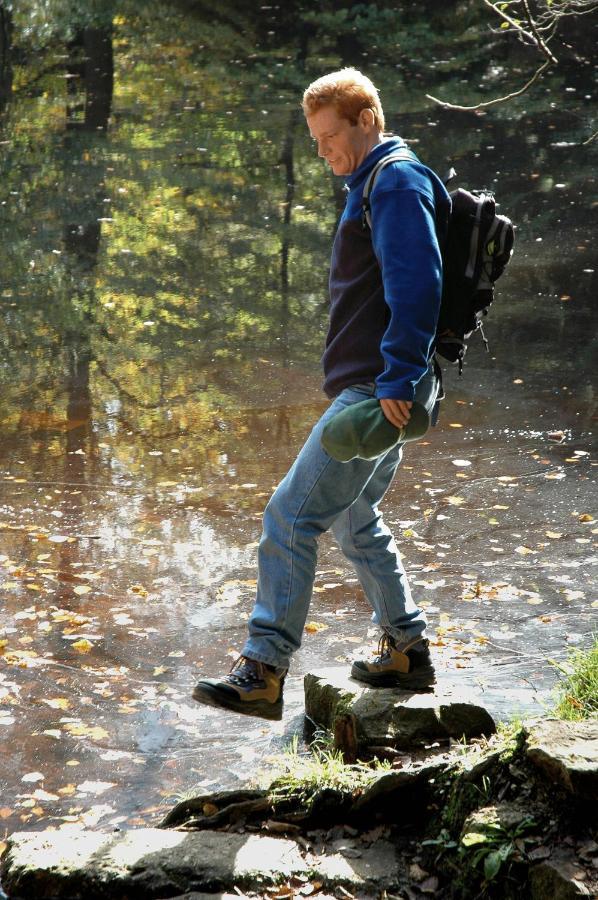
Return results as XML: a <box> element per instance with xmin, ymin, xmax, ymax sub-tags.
<box><xmin>193</xmin><ymin>68</ymin><xmax>451</xmax><ymax>720</ymax></box>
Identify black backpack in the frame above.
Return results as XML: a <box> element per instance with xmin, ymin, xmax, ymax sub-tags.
<box><xmin>362</xmin><ymin>150</ymin><xmax>515</xmax><ymax>373</ymax></box>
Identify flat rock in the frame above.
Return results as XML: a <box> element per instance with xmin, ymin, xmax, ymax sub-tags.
<box><xmin>0</xmin><ymin>827</ymin><xmax>401</xmax><ymax>898</ymax></box>
<box><xmin>529</xmin><ymin>854</ymin><xmax>595</xmax><ymax>899</ymax></box>
<box><xmin>305</xmin><ymin>667</ymin><xmax>495</xmax><ymax>757</ymax></box>
<box><xmin>524</xmin><ymin>718</ymin><xmax>598</xmax><ymax>802</ymax></box>
<box><xmin>0</xmin><ymin>828</ymin><xmax>305</xmax><ymax>899</ymax></box>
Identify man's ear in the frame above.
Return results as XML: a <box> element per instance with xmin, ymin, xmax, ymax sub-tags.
<box><xmin>359</xmin><ymin>108</ymin><xmax>375</xmax><ymax>130</ymax></box>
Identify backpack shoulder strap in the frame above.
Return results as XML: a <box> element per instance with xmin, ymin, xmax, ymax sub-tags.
<box><xmin>361</xmin><ymin>149</ymin><xmax>415</xmax><ymax>230</ymax></box>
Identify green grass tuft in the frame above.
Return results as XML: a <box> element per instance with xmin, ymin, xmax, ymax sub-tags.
<box><xmin>263</xmin><ymin>735</ymin><xmax>390</xmax><ymax>808</ymax></box>
<box><xmin>551</xmin><ymin>634</ymin><xmax>598</xmax><ymax>720</ymax></box>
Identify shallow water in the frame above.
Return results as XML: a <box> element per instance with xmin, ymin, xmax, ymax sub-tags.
<box><xmin>0</xmin><ymin>0</ymin><xmax>596</xmax><ymax>844</ymax></box>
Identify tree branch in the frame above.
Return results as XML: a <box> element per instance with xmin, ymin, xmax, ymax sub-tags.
<box><xmin>426</xmin><ymin>59</ymin><xmax>552</xmax><ymax>112</ymax></box>
<box><xmin>521</xmin><ymin>0</ymin><xmax>559</xmax><ymax>62</ymax></box>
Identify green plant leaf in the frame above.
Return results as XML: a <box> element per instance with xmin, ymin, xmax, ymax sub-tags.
<box><xmin>484</xmin><ymin>849</ymin><xmax>504</xmax><ymax>880</ymax></box>
<box><xmin>462</xmin><ymin>831</ymin><xmax>489</xmax><ymax>847</ymax></box>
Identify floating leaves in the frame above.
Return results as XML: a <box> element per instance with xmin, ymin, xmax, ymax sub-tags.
<box><xmin>71</xmin><ymin>639</ymin><xmax>94</xmax><ymax>653</ymax></box>
<box><xmin>62</xmin><ymin>722</ymin><xmax>109</xmax><ymax>742</ymax></box>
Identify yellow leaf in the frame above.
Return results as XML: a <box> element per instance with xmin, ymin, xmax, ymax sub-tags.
<box><xmin>63</xmin><ymin>722</ymin><xmax>108</xmax><ymax>741</ymax></box>
<box><xmin>71</xmin><ymin>639</ymin><xmax>93</xmax><ymax>653</ymax></box>
<box><xmin>304</xmin><ymin>621</ymin><xmax>329</xmax><ymax>633</ymax></box>
<box><xmin>579</xmin><ymin>513</ymin><xmax>594</xmax><ymax>523</ymax></box>
<box><xmin>446</xmin><ymin>496</ymin><xmax>465</xmax><ymax>506</ymax></box>
<box><xmin>546</xmin><ymin>531</ymin><xmax>562</xmax><ymax>539</ymax></box>
<box><xmin>515</xmin><ymin>546</ymin><xmax>534</xmax><ymax>555</ymax></box>
<box><xmin>73</xmin><ymin>585</ymin><xmax>91</xmax><ymax>596</ymax></box>
<box><xmin>152</xmin><ymin>666</ymin><xmax>169</xmax><ymax>676</ymax></box>
<box><xmin>42</xmin><ymin>698</ymin><xmax>70</xmax><ymax>710</ymax></box>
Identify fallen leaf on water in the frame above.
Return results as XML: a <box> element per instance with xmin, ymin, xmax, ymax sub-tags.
<box><xmin>515</xmin><ymin>546</ymin><xmax>535</xmax><ymax>555</ymax></box>
<box><xmin>152</xmin><ymin>666</ymin><xmax>169</xmax><ymax>676</ymax></box>
<box><xmin>452</xmin><ymin>459</ymin><xmax>472</xmax><ymax>467</ymax></box>
<box><xmin>57</xmin><ymin>784</ymin><xmax>76</xmax><ymax>796</ymax></box>
<box><xmin>41</xmin><ymin>698</ymin><xmax>70</xmax><ymax>710</ymax></box>
<box><xmin>547</xmin><ymin>431</ymin><xmax>565</xmax><ymax>442</ymax></box>
<box><xmin>21</xmin><ymin>772</ymin><xmax>44</xmax><ymax>782</ymax></box>
<box><xmin>545</xmin><ymin>531</ymin><xmax>562</xmax><ymax>539</ymax></box>
<box><xmin>63</xmin><ymin>722</ymin><xmax>108</xmax><ymax>741</ymax></box>
<box><xmin>445</xmin><ymin>496</ymin><xmax>465</xmax><ymax>506</ymax></box>
<box><xmin>76</xmin><ymin>781</ymin><xmax>115</xmax><ymax>795</ymax></box>
<box><xmin>578</xmin><ymin>513</ymin><xmax>594</xmax><ymax>523</ymax></box>
<box><xmin>72</xmin><ymin>639</ymin><xmax>93</xmax><ymax>653</ymax></box>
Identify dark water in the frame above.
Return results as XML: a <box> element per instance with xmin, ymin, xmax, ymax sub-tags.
<box><xmin>0</xmin><ymin>0</ymin><xmax>596</xmax><ymax>844</ymax></box>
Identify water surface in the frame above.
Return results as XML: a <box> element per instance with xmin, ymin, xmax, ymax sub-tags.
<box><xmin>0</xmin><ymin>0</ymin><xmax>596</xmax><ymax>843</ymax></box>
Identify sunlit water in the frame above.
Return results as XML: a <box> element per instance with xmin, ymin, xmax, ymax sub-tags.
<box><xmin>0</xmin><ymin>1</ymin><xmax>596</xmax><ymax>850</ymax></box>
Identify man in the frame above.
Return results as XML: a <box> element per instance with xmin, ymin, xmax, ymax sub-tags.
<box><xmin>193</xmin><ymin>68</ymin><xmax>451</xmax><ymax>720</ymax></box>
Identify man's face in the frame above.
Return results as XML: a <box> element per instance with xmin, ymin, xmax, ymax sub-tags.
<box><xmin>306</xmin><ymin>105</ymin><xmax>376</xmax><ymax>176</ymax></box>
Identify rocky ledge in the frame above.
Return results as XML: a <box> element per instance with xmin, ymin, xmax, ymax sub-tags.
<box><xmin>1</xmin><ymin>671</ymin><xmax>596</xmax><ymax>900</ymax></box>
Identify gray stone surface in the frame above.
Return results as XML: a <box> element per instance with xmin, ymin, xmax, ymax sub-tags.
<box><xmin>0</xmin><ymin>828</ymin><xmax>305</xmax><ymax>898</ymax></box>
<box><xmin>525</xmin><ymin>718</ymin><xmax>598</xmax><ymax>801</ymax></box>
<box><xmin>529</xmin><ymin>856</ymin><xmax>594</xmax><ymax>899</ymax></box>
<box><xmin>305</xmin><ymin>667</ymin><xmax>496</xmax><ymax>756</ymax></box>
<box><xmin>0</xmin><ymin>826</ymin><xmax>402</xmax><ymax>898</ymax></box>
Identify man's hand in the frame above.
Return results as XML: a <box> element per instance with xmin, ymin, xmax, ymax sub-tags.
<box><xmin>379</xmin><ymin>398</ymin><xmax>412</xmax><ymax>430</ymax></box>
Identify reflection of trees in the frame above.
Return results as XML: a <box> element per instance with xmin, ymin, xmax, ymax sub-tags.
<box><xmin>0</xmin><ymin>4</ymin><xmax>12</xmax><ymax>117</ymax></box>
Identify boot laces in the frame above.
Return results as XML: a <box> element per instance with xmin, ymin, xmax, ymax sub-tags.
<box><xmin>227</xmin><ymin>656</ymin><xmax>266</xmax><ymax>687</ymax></box>
<box><xmin>373</xmin><ymin>632</ymin><xmax>395</xmax><ymax>663</ymax></box>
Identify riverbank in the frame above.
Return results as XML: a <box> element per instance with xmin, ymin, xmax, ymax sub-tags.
<box><xmin>2</xmin><ymin>644</ymin><xmax>596</xmax><ymax>900</ymax></box>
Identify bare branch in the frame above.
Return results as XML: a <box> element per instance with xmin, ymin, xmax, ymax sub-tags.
<box><xmin>582</xmin><ymin>129</ymin><xmax>598</xmax><ymax>145</ymax></box>
<box><xmin>521</xmin><ymin>0</ymin><xmax>559</xmax><ymax>62</ymax></box>
<box><xmin>426</xmin><ymin>59</ymin><xmax>552</xmax><ymax>112</ymax></box>
<box><xmin>482</xmin><ymin>0</ymin><xmax>537</xmax><ymax>43</ymax></box>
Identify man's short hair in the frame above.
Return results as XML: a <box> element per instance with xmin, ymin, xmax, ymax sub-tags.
<box><xmin>302</xmin><ymin>67</ymin><xmax>385</xmax><ymax>132</ymax></box>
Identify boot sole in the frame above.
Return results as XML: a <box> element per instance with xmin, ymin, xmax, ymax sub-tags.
<box><xmin>192</xmin><ymin>683</ymin><xmax>283</xmax><ymax>721</ymax></box>
<box><xmin>350</xmin><ymin>662</ymin><xmax>436</xmax><ymax>692</ymax></box>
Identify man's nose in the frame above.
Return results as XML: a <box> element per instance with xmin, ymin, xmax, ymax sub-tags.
<box><xmin>317</xmin><ymin>140</ymin><xmax>328</xmax><ymax>158</ymax></box>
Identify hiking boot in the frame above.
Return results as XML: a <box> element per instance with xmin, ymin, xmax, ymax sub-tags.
<box><xmin>351</xmin><ymin>634</ymin><xmax>436</xmax><ymax>691</ymax></box>
<box><xmin>192</xmin><ymin>656</ymin><xmax>286</xmax><ymax>721</ymax></box>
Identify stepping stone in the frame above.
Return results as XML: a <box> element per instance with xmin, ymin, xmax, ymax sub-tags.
<box><xmin>305</xmin><ymin>667</ymin><xmax>496</xmax><ymax>758</ymax></box>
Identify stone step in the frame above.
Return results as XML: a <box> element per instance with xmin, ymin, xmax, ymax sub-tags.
<box><xmin>0</xmin><ymin>826</ymin><xmax>401</xmax><ymax>898</ymax></box>
<box><xmin>305</xmin><ymin>666</ymin><xmax>496</xmax><ymax>758</ymax></box>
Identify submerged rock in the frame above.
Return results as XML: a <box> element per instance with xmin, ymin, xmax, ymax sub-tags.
<box><xmin>304</xmin><ymin>667</ymin><xmax>496</xmax><ymax>757</ymax></box>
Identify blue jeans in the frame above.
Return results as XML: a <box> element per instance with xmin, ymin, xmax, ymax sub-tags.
<box><xmin>242</xmin><ymin>363</ymin><xmax>439</xmax><ymax>670</ymax></box>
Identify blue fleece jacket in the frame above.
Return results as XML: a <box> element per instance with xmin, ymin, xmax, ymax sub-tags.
<box><xmin>322</xmin><ymin>138</ymin><xmax>451</xmax><ymax>401</ymax></box>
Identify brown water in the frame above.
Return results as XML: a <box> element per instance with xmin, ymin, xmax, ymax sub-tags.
<box><xmin>0</xmin><ymin>0</ymin><xmax>596</xmax><ymax>849</ymax></box>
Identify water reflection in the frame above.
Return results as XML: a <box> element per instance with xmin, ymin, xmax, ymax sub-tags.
<box><xmin>0</xmin><ymin>0</ymin><xmax>596</xmax><ymax>845</ymax></box>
